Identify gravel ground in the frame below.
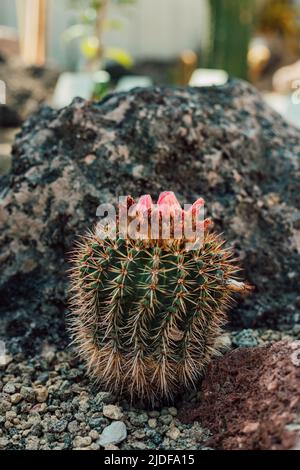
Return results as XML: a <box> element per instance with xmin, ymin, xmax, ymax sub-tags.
<box><xmin>1</xmin><ymin>329</ymin><xmax>298</xmax><ymax>451</ymax></box>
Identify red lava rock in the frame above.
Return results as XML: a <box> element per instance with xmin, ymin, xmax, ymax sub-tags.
<box><xmin>179</xmin><ymin>340</ymin><xmax>300</xmax><ymax>450</ymax></box>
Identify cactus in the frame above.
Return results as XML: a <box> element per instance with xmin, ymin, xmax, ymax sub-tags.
<box><xmin>206</xmin><ymin>0</ymin><xmax>256</xmax><ymax>80</ymax></box>
<box><xmin>69</xmin><ymin>192</ymin><xmax>251</xmax><ymax>404</ymax></box>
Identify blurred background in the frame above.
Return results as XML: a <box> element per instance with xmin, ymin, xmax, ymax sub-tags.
<box><xmin>2</xmin><ymin>0</ymin><xmax>300</xmax><ymax>174</ymax></box>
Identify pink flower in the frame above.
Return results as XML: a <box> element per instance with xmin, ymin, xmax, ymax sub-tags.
<box><xmin>123</xmin><ymin>192</ymin><xmax>212</xmax><ymax>241</ymax></box>
<box><xmin>157</xmin><ymin>191</ymin><xmax>182</xmax><ymax>217</ymax></box>
<box><xmin>190</xmin><ymin>198</ymin><xmax>205</xmax><ymax>216</ymax></box>
<box><xmin>135</xmin><ymin>194</ymin><xmax>153</xmax><ymax>213</ymax></box>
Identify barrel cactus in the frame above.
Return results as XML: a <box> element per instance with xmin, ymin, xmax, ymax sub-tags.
<box><xmin>69</xmin><ymin>192</ymin><xmax>251</xmax><ymax>404</ymax></box>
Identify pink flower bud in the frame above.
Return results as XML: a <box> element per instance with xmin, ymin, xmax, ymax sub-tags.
<box><xmin>157</xmin><ymin>191</ymin><xmax>182</xmax><ymax>217</ymax></box>
<box><xmin>191</xmin><ymin>198</ymin><xmax>205</xmax><ymax>215</ymax></box>
<box><xmin>135</xmin><ymin>194</ymin><xmax>153</xmax><ymax>213</ymax></box>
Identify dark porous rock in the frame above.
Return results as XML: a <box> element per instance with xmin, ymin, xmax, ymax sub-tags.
<box><xmin>0</xmin><ymin>81</ymin><xmax>299</xmax><ymax>354</ymax></box>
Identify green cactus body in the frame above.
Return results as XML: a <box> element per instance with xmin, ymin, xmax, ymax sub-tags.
<box><xmin>69</xmin><ymin>214</ymin><xmax>249</xmax><ymax>403</ymax></box>
<box><xmin>207</xmin><ymin>0</ymin><xmax>255</xmax><ymax>80</ymax></box>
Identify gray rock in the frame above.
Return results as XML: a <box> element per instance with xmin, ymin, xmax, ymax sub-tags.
<box><xmin>148</xmin><ymin>411</ymin><xmax>160</xmax><ymax>418</ymax></box>
<box><xmin>166</xmin><ymin>426</ymin><xmax>181</xmax><ymax>440</ymax></box>
<box><xmin>10</xmin><ymin>393</ymin><xmax>23</xmax><ymax>404</ymax></box>
<box><xmin>25</xmin><ymin>436</ymin><xmax>40</xmax><ymax>450</ymax></box>
<box><xmin>89</xmin><ymin>429</ymin><xmax>99</xmax><ymax>441</ymax></box>
<box><xmin>48</xmin><ymin>418</ymin><xmax>68</xmax><ymax>433</ymax></box>
<box><xmin>1</xmin><ymin>82</ymin><xmax>300</xmax><ymax>355</ymax></box>
<box><xmin>232</xmin><ymin>329</ymin><xmax>259</xmax><ymax>348</ymax></box>
<box><xmin>129</xmin><ymin>411</ymin><xmax>148</xmax><ymax>426</ymax></box>
<box><xmin>159</xmin><ymin>414</ymin><xmax>173</xmax><ymax>425</ymax></box>
<box><xmin>20</xmin><ymin>387</ymin><xmax>35</xmax><ymax>402</ymax></box>
<box><xmin>90</xmin><ymin>442</ymin><xmax>100</xmax><ymax>450</ymax></box>
<box><xmin>27</xmin><ymin>414</ymin><xmax>41</xmax><ymax>428</ymax></box>
<box><xmin>133</xmin><ymin>429</ymin><xmax>146</xmax><ymax>439</ymax></box>
<box><xmin>74</xmin><ymin>412</ymin><xmax>86</xmax><ymax>422</ymax></box>
<box><xmin>95</xmin><ymin>391</ymin><xmax>114</xmax><ymax>405</ymax></box>
<box><xmin>103</xmin><ymin>404</ymin><xmax>123</xmax><ymax>421</ymax></box>
<box><xmin>131</xmin><ymin>441</ymin><xmax>147</xmax><ymax>450</ymax></box>
<box><xmin>168</xmin><ymin>407</ymin><xmax>178</xmax><ymax>417</ymax></box>
<box><xmin>0</xmin><ymin>397</ymin><xmax>12</xmax><ymax>413</ymax></box>
<box><xmin>104</xmin><ymin>444</ymin><xmax>119</xmax><ymax>450</ymax></box>
<box><xmin>89</xmin><ymin>416</ymin><xmax>107</xmax><ymax>429</ymax></box>
<box><xmin>148</xmin><ymin>418</ymin><xmax>157</xmax><ymax>429</ymax></box>
<box><xmin>73</xmin><ymin>436</ymin><xmax>92</xmax><ymax>448</ymax></box>
<box><xmin>99</xmin><ymin>421</ymin><xmax>127</xmax><ymax>447</ymax></box>
<box><xmin>0</xmin><ymin>437</ymin><xmax>9</xmax><ymax>449</ymax></box>
<box><xmin>67</xmin><ymin>420</ymin><xmax>79</xmax><ymax>434</ymax></box>
<box><xmin>79</xmin><ymin>398</ymin><xmax>90</xmax><ymax>413</ymax></box>
<box><xmin>34</xmin><ymin>386</ymin><xmax>48</xmax><ymax>403</ymax></box>
<box><xmin>3</xmin><ymin>383</ymin><xmax>16</xmax><ymax>394</ymax></box>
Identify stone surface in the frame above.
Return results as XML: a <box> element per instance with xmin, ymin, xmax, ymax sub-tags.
<box><xmin>0</xmin><ymin>81</ymin><xmax>300</xmax><ymax>355</ymax></box>
<box><xmin>73</xmin><ymin>436</ymin><xmax>92</xmax><ymax>448</ymax></box>
<box><xmin>148</xmin><ymin>418</ymin><xmax>157</xmax><ymax>429</ymax></box>
<box><xmin>99</xmin><ymin>421</ymin><xmax>127</xmax><ymax>447</ymax></box>
<box><xmin>34</xmin><ymin>385</ymin><xmax>48</xmax><ymax>403</ymax></box>
<box><xmin>10</xmin><ymin>393</ymin><xmax>22</xmax><ymax>405</ymax></box>
<box><xmin>0</xmin><ymin>437</ymin><xmax>9</xmax><ymax>449</ymax></box>
<box><xmin>103</xmin><ymin>405</ymin><xmax>124</xmax><ymax>421</ymax></box>
<box><xmin>231</xmin><ymin>329</ymin><xmax>259</xmax><ymax>348</ymax></box>
<box><xmin>2</xmin><ymin>382</ymin><xmax>15</xmax><ymax>394</ymax></box>
<box><xmin>166</xmin><ymin>427</ymin><xmax>181</xmax><ymax>440</ymax></box>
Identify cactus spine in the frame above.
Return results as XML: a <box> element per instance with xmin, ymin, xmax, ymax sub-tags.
<box><xmin>69</xmin><ymin>192</ymin><xmax>250</xmax><ymax>404</ymax></box>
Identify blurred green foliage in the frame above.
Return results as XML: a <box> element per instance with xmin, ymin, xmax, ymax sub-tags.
<box><xmin>64</xmin><ymin>0</ymin><xmax>135</xmax><ymax>68</ymax></box>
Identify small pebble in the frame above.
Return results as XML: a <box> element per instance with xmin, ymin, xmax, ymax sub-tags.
<box><xmin>166</xmin><ymin>427</ymin><xmax>181</xmax><ymax>440</ymax></box>
<box><xmin>0</xmin><ymin>437</ymin><xmax>9</xmax><ymax>449</ymax></box>
<box><xmin>104</xmin><ymin>444</ymin><xmax>119</xmax><ymax>450</ymax></box>
<box><xmin>3</xmin><ymin>383</ymin><xmax>16</xmax><ymax>394</ymax></box>
<box><xmin>159</xmin><ymin>414</ymin><xmax>173</xmax><ymax>425</ymax></box>
<box><xmin>103</xmin><ymin>405</ymin><xmax>123</xmax><ymax>421</ymax></box>
<box><xmin>89</xmin><ymin>430</ymin><xmax>99</xmax><ymax>441</ymax></box>
<box><xmin>34</xmin><ymin>386</ymin><xmax>48</xmax><ymax>403</ymax></box>
<box><xmin>148</xmin><ymin>418</ymin><xmax>157</xmax><ymax>429</ymax></box>
<box><xmin>99</xmin><ymin>421</ymin><xmax>127</xmax><ymax>447</ymax></box>
<box><xmin>168</xmin><ymin>407</ymin><xmax>178</xmax><ymax>417</ymax></box>
<box><xmin>10</xmin><ymin>393</ymin><xmax>23</xmax><ymax>405</ymax></box>
<box><xmin>73</xmin><ymin>436</ymin><xmax>92</xmax><ymax>448</ymax></box>
<box><xmin>20</xmin><ymin>387</ymin><xmax>36</xmax><ymax>403</ymax></box>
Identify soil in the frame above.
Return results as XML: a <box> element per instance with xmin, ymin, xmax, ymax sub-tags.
<box><xmin>179</xmin><ymin>339</ymin><xmax>300</xmax><ymax>450</ymax></box>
